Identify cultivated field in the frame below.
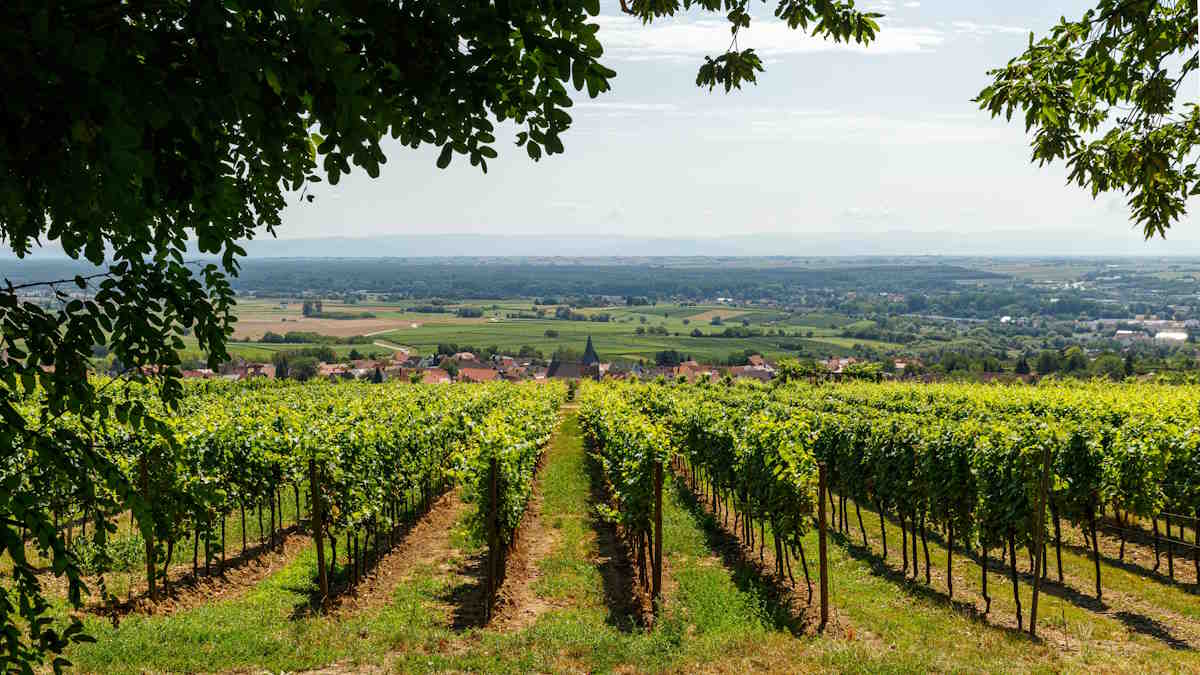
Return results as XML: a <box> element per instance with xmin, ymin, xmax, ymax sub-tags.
<box><xmin>216</xmin><ymin>297</ymin><xmax>897</xmax><ymax>363</ymax></box>
<box><xmin>229</xmin><ymin>298</ymin><xmax>417</xmax><ymax>339</ymax></box>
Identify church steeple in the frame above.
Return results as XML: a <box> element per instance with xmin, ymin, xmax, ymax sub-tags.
<box><xmin>581</xmin><ymin>335</ymin><xmax>600</xmax><ymax>365</ymax></box>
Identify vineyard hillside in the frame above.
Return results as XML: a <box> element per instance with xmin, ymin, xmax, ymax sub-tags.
<box><xmin>4</xmin><ymin>379</ymin><xmax>1200</xmax><ymax>673</ymax></box>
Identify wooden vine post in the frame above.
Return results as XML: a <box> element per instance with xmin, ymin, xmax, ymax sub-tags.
<box><xmin>485</xmin><ymin>455</ymin><xmax>499</xmax><ymax>621</ymax></box>
<box><xmin>1028</xmin><ymin>439</ymin><xmax>1054</xmax><ymax>638</ymax></box>
<box><xmin>652</xmin><ymin>460</ymin><xmax>663</xmax><ymax>603</ymax></box>
<box><xmin>309</xmin><ymin>459</ymin><xmax>329</xmax><ymax>601</ymax></box>
<box><xmin>141</xmin><ymin>453</ymin><xmax>157</xmax><ymax>602</ymax></box>
<box><xmin>818</xmin><ymin>462</ymin><xmax>829</xmax><ymax>630</ymax></box>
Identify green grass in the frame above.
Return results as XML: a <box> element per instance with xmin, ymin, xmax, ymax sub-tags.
<box><xmin>58</xmin><ymin>415</ymin><xmax>1200</xmax><ymax>673</ymax></box>
<box><xmin>373</xmin><ymin>316</ymin><xmax>889</xmax><ymax>363</ymax></box>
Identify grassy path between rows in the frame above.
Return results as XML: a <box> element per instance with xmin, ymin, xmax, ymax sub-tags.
<box><xmin>62</xmin><ymin>412</ymin><xmax>1200</xmax><ymax>673</ymax></box>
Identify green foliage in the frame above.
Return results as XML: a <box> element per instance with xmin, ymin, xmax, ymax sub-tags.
<box><xmin>1036</xmin><ymin>350</ymin><xmax>1061</xmax><ymax>374</ymax></box>
<box><xmin>1062</xmin><ymin>346</ymin><xmax>1089</xmax><ymax>373</ymax></box>
<box><xmin>583</xmin><ymin>377</ymin><xmax>1200</xmax><ymax>626</ymax></box>
<box><xmin>68</xmin><ymin>533</ymin><xmax>145</xmax><ymax>575</ymax></box>
<box><xmin>843</xmin><ymin>361</ymin><xmax>883</xmax><ymax>381</ymax></box>
<box><xmin>773</xmin><ymin>357</ymin><xmax>820</xmax><ymax>383</ymax></box>
<box><xmin>259</xmin><ymin>331</ymin><xmax>371</xmax><ymax>345</ymax></box>
<box><xmin>285</xmin><ymin>356</ymin><xmax>320</xmax><ymax>381</ymax></box>
<box><xmin>577</xmin><ymin>384</ymin><xmax>672</xmax><ymax>554</ymax></box>
<box><xmin>462</xmin><ymin>384</ymin><xmax>565</xmax><ymax>546</ymax></box>
<box><xmin>685</xmin><ymin>0</ymin><xmax>882</xmax><ymax>91</ymax></box>
<box><xmin>655</xmin><ymin>350</ymin><xmax>688</xmax><ymax>367</ymax></box>
<box><xmin>1090</xmin><ymin>352</ymin><xmax>1126</xmax><ymax>381</ymax></box>
<box><xmin>977</xmin><ymin>1</ymin><xmax>1200</xmax><ymax>236</ymax></box>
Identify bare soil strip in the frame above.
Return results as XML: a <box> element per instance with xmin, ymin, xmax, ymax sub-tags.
<box><xmin>331</xmin><ymin>491</ymin><xmax>469</xmax><ymax>616</ymax></box>
<box><xmin>331</xmin><ymin>432</ymin><xmax>567</xmax><ymax>629</ymax></box>
<box><xmin>488</xmin><ymin>452</ymin><xmax>565</xmax><ymax>631</ymax></box>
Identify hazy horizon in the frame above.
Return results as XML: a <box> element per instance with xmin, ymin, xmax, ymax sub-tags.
<box><xmin>10</xmin><ymin>228</ymin><xmax>1200</xmax><ymax>260</ymax></box>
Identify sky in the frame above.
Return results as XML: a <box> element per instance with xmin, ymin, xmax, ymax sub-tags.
<box><xmin>273</xmin><ymin>0</ymin><xmax>1199</xmax><ymax>254</ymax></box>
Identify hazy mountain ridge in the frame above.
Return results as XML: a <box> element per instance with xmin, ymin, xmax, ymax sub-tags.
<box><xmin>6</xmin><ymin>229</ymin><xmax>1198</xmax><ymax>263</ymax></box>
<box><xmin>235</xmin><ymin>231</ymin><xmax>1200</xmax><ymax>258</ymax></box>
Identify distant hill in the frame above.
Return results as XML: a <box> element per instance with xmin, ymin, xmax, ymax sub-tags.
<box><xmin>7</xmin><ymin>229</ymin><xmax>1200</xmax><ymax>261</ymax></box>
<box><xmin>227</xmin><ymin>230</ymin><xmax>1200</xmax><ymax>258</ymax></box>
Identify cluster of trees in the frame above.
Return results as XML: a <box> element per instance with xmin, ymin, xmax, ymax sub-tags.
<box><xmin>300</xmin><ymin>299</ymin><xmax>374</xmax><ymax>320</ymax></box>
<box><xmin>636</xmin><ymin>325</ymin><xmax>670</xmax><ymax>336</ymax></box>
<box><xmin>433</xmin><ymin>343</ymin><xmax>551</xmax><ymax>364</ymax></box>
<box><xmin>259</xmin><ymin>331</ymin><xmax>371</xmax><ymax>345</ymax></box>
<box><xmin>435</xmin><ymin>343</ymin><xmax>497</xmax><ymax>358</ymax></box>
<box><xmin>1026</xmin><ymin>349</ymin><xmax>1160</xmax><ymax>381</ymax></box>
<box><xmin>712</xmin><ymin>326</ymin><xmax>764</xmax><ymax>339</ymax></box>
<box><xmin>654</xmin><ymin>350</ymin><xmax>692</xmax><ymax>367</ymax></box>
<box><xmin>841</xmin><ymin>325</ymin><xmax>916</xmax><ymax>344</ymax></box>
<box><xmin>533</xmin><ymin>295</ymin><xmax>613</xmax><ymax>307</ymax></box>
<box><xmin>725</xmin><ymin>349</ymin><xmax>763</xmax><ymax>366</ymax></box>
<box><xmin>915</xmin><ymin>347</ymin><xmax>1197</xmax><ymax>382</ymax></box>
<box><xmin>518</xmin><ymin>345</ymin><xmax>545</xmax><ymax>360</ymax></box>
<box><xmin>271</xmin><ymin>347</ymin><xmax>335</xmax><ymax>380</ymax></box>
<box><xmin>550</xmin><ymin>306</ymin><xmax>611</xmax><ymax>322</ymax></box>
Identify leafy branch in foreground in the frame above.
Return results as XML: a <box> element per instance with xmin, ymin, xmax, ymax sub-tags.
<box><xmin>619</xmin><ymin>0</ymin><xmax>881</xmax><ymax>92</ymax></box>
<box><xmin>977</xmin><ymin>0</ymin><xmax>1199</xmax><ymax>237</ymax></box>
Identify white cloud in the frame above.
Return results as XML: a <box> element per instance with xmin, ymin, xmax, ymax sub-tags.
<box><xmin>565</xmin><ymin>101</ymin><xmax>1015</xmax><ymax>146</ymax></box>
<box><xmin>706</xmin><ymin>111</ymin><xmax>1014</xmax><ymax>145</ymax></box>
<box><xmin>573</xmin><ymin>102</ymin><xmax>680</xmax><ymax>115</ymax></box>
<box><xmin>591</xmin><ymin>15</ymin><xmax>944</xmax><ymax>61</ymax></box>
<box><xmin>842</xmin><ymin>206</ymin><xmax>895</xmax><ymax>220</ymax></box>
<box><xmin>950</xmin><ymin>21</ymin><xmax>1028</xmax><ymax>37</ymax></box>
<box><xmin>547</xmin><ymin>200</ymin><xmax>591</xmax><ymax>211</ymax></box>
<box><xmin>903</xmin><ymin>1</ymin><xmax>921</xmax><ymax>7</ymax></box>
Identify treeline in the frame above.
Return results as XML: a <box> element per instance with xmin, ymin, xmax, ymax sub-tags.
<box><xmin>258</xmin><ymin>331</ymin><xmax>372</xmax><ymax>345</ymax></box>
<box><xmin>222</xmin><ymin>260</ymin><xmax>1005</xmax><ymax>303</ymax></box>
<box><xmin>302</xmin><ymin>300</ymin><xmax>375</xmax><ymax>320</ymax></box>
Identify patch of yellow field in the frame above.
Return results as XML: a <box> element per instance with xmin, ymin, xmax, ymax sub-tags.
<box><xmin>685</xmin><ymin>308</ymin><xmax>748</xmax><ymax>323</ymax></box>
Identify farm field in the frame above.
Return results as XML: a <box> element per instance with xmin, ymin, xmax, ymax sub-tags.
<box><xmin>228</xmin><ymin>298</ymin><xmax>415</xmax><ymax>340</ymax></box>
<box><xmin>9</xmin><ymin>379</ymin><xmax>1200</xmax><ymax>674</ymax></box>
<box><xmin>219</xmin><ymin>297</ymin><xmax>888</xmax><ymax>363</ymax></box>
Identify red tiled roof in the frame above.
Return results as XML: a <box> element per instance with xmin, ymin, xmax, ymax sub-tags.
<box><xmin>422</xmin><ymin>368</ymin><xmax>451</xmax><ymax>384</ymax></box>
<box><xmin>457</xmin><ymin>367</ymin><xmax>499</xmax><ymax>382</ymax></box>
